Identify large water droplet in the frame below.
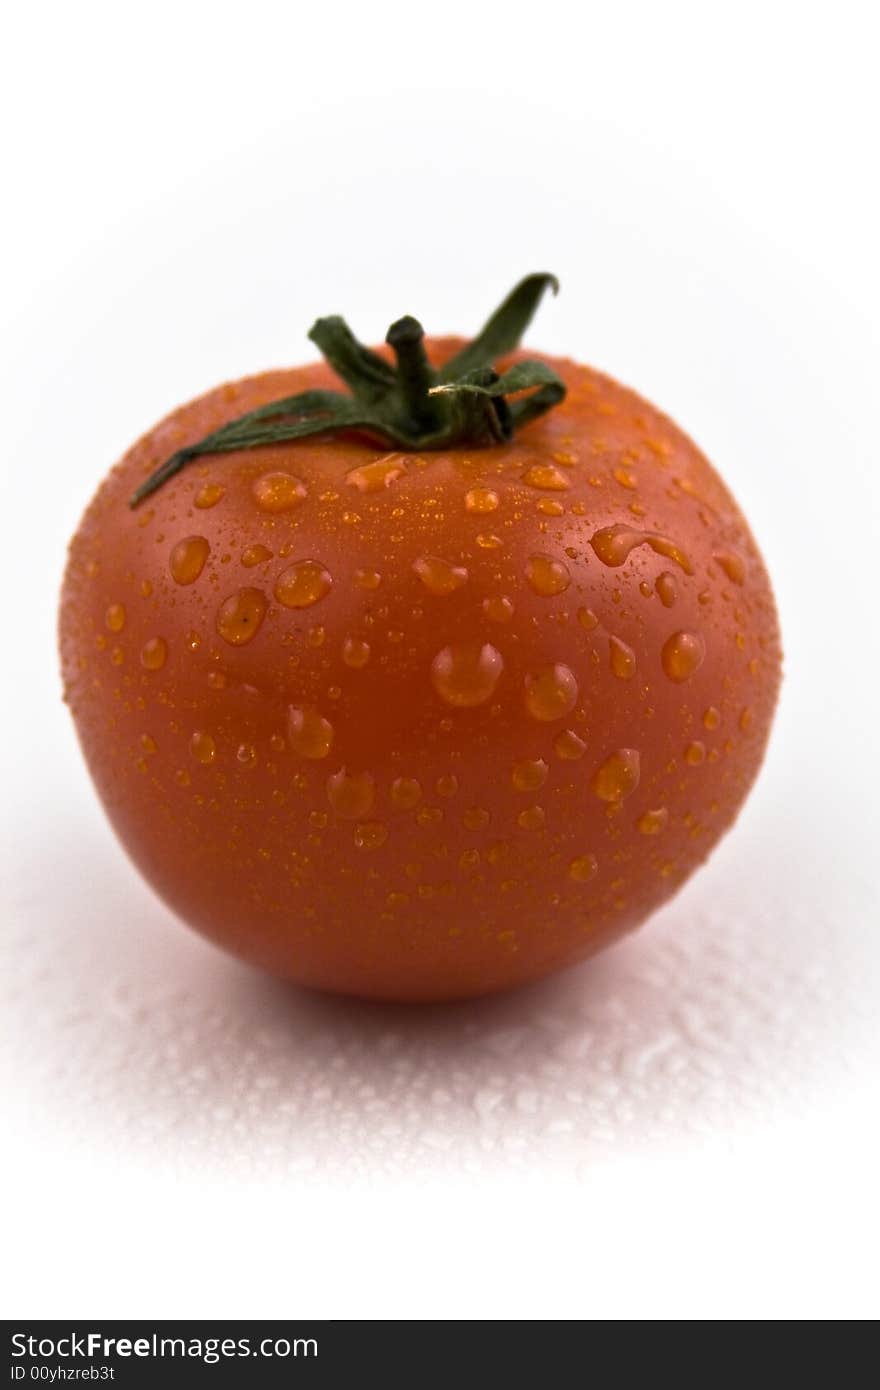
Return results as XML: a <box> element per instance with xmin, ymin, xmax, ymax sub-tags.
<box><xmin>512</xmin><ymin>758</ymin><xmax>549</xmax><ymax>791</ymax></box>
<box><xmin>391</xmin><ymin>776</ymin><xmax>422</xmax><ymax>810</ymax></box>
<box><xmin>140</xmin><ymin>636</ymin><xmax>167</xmax><ymax>670</ymax></box>
<box><xmin>288</xmin><ymin>707</ymin><xmax>334</xmax><ymax>759</ymax></box>
<box><xmin>517</xmin><ymin>805</ymin><xmax>545</xmax><ymax>830</ymax></box>
<box><xmin>345</xmin><ymin>455</ymin><xmax>406</xmax><ymax>493</ymax></box>
<box><xmin>354</xmin><ymin>568</ymin><xmax>382</xmax><ymax>590</ymax></box>
<box><xmin>431</xmin><ymin>643</ymin><xmax>504</xmax><ymax>707</ymax></box>
<box><xmin>190</xmin><ymin>730</ymin><xmax>217</xmax><ymax>765</ymax></box>
<box><xmin>252</xmin><ymin>471</ymin><xmax>308</xmax><ymax>512</ymax></box>
<box><xmin>525</xmin><ymin>554</ymin><xmax>570</xmax><ymax>596</ymax></box>
<box><xmin>195</xmin><ymin>481</ymin><xmax>225</xmax><ymax>509</ymax></box>
<box><xmin>105</xmin><ymin>603</ymin><xmax>126</xmax><ymax>633</ymax></box>
<box><xmin>216</xmin><ymin>587</ymin><xmax>267</xmax><ymax>645</ymax></box>
<box><xmin>655</xmin><ymin>572</ymin><xmax>677</xmax><ymax>608</ymax></box>
<box><xmin>170</xmin><ymin>535</ymin><xmax>210</xmax><ymax>585</ymax></box>
<box><xmin>522</xmin><ymin>463</ymin><xmax>571</xmax><ymax>491</ymax></box>
<box><xmin>661</xmin><ymin>630</ymin><xmax>705</xmax><ymax>682</ymax></box>
<box><xmin>482</xmin><ymin>595</ymin><xmax>514</xmax><ymax>623</ymax></box>
<box><xmin>413</xmin><ymin>555</ymin><xmax>468</xmax><ymax>595</ymax></box>
<box><xmin>274</xmin><ymin>560</ymin><xmax>333</xmax><ymax>609</ymax></box>
<box><xmin>342</xmin><ymin>636</ymin><xmax>371</xmax><ymax>668</ymax></box>
<box><xmin>638</xmin><ymin>807</ymin><xmax>668</xmax><ymax>835</ymax></box>
<box><xmin>464</xmin><ymin>487</ymin><xmax>499</xmax><ymax>514</ymax></box>
<box><xmin>523</xmin><ymin>664</ymin><xmax>578</xmax><ymax>721</ymax></box>
<box><xmin>241</xmin><ymin>544</ymin><xmax>273</xmax><ymax>568</ymax></box>
<box><xmin>577</xmin><ymin>607</ymin><xmax>599</xmax><ymax>631</ymax></box>
<box><xmin>590</xmin><ymin>525</ymin><xmax>693</xmax><ymax>575</ymax></box>
<box><xmin>609</xmin><ymin>635</ymin><xmax>636</xmax><ymax>679</ymax></box>
<box><xmin>714</xmin><ymin>551</ymin><xmax>746</xmax><ymax>585</ymax></box>
<box><xmin>592</xmin><ymin>748</ymin><xmax>640</xmax><ymax>801</ymax></box>
<box><xmin>569</xmin><ymin>854</ymin><xmax>598</xmax><ymax>882</ymax></box>
<box><xmin>327</xmin><ymin>768</ymin><xmax>375</xmax><ymax>819</ymax></box>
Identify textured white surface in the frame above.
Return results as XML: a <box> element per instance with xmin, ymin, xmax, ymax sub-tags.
<box><xmin>2</xmin><ymin>0</ymin><xmax>879</xmax><ymax>1320</ymax></box>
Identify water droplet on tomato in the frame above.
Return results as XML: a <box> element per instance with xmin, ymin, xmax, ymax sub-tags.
<box><xmin>216</xmin><ymin>587</ymin><xmax>267</xmax><ymax>644</ymax></box>
<box><xmin>274</xmin><ymin>560</ymin><xmax>332</xmax><ymax>609</ymax></box>
<box><xmin>482</xmin><ymin>595</ymin><xmax>514</xmax><ymax>623</ymax></box>
<box><xmin>590</xmin><ymin>526</ymin><xmax>693</xmax><ymax>575</ymax></box>
<box><xmin>241</xmin><ymin>544</ymin><xmax>273</xmax><ymax>568</ymax></box>
<box><xmin>703</xmin><ymin>706</ymin><xmax>721</xmax><ymax>730</ymax></box>
<box><xmin>524</xmin><ymin>664</ymin><xmax>578</xmax><ymax>721</ymax></box>
<box><xmin>354</xmin><ymin>568</ymin><xmax>382</xmax><ymax>590</ymax></box>
<box><xmin>327</xmin><ymin>768</ymin><xmax>375</xmax><ymax>820</ymax></box>
<box><xmin>553</xmin><ymin>729</ymin><xmax>587</xmax><ymax>760</ymax></box>
<box><xmin>638</xmin><ymin>807</ymin><xmax>668</xmax><ymax>835</ymax></box>
<box><xmin>569</xmin><ymin>854</ymin><xmax>598</xmax><ymax>882</ymax></box>
<box><xmin>140</xmin><ymin>636</ymin><xmax>167</xmax><ymax>670</ymax></box>
<box><xmin>170</xmin><ymin>536</ymin><xmax>210</xmax><ymax>585</ymax></box>
<box><xmin>512</xmin><ymin>758</ymin><xmax>549</xmax><ymax>791</ymax></box>
<box><xmin>252</xmin><ymin>471</ymin><xmax>308</xmax><ymax>512</ymax></box>
<box><xmin>656</xmin><ymin>572</ymin><xmax>677</xmax><ymax>608</ymax></box>
<box><xmin>342</xmin><ymin>636</ymin><xmax>371</xmax><ymax>668</ymax></box>
<box><xmin>464</xmin><ymin>487</ymin><xmax>499</xmax><ymax>513</ymax></box>
<box><xmin>517</xmin><ymin>805</ymin><xmax>545</xmax><ymax>830</ymax></box>
<box><xmin>190</xmin><ymin>730</ymin><xmax>217</xmax><ymax>765</ymax></box>
<box><xmin>354</xmin><ymin>821</ymin><xmax>388</xmax><ymax>850</ymax></box>
<box><xmin>436</xmin><ymin>774</ymin><xmax>459</xmax><ymax>798</ymax></box>
<box><xmin>592</xmin><ymin>748</ymin><xmax>640</xmax><ymax>801</ymax></box>
<box><xmin>345</xmin><ymin>455</ymin><xmax>405</xmax><ymax>493</ymax></box>
<box><xmin>236</xmin><ymin>743</ymin><xmax>257</xmax><ymax>768</ymax></box>
<box><xmin>577</xmin><ymin>607</ymin><xmax>599</xmax><ymax>631</ymax></box>
<box><xmin>609</xmin><ymin>635</ymin><xmax>636</xmax><ymax>679</ymax></box>
<box><xmin>105</xmin><ymin>603</ymin><xmax>125</xmax><ymax>632</ymax></box>
<box><xmin>431</xmin><ymin>643</ymin><xmax>504</xmax><ymax>707</ymax></box>
<box><xmin>522</xmin><ymin>463</ymin><xmax>571</xmax><ymax>491</ymax></box>
<box><xmin>525</xmin><ymin>554</ymin><xmax>570</xmax><ymax>596</ymax></box>
<box><xmin>413</xmin><ymin>555</ymin><xmax>468</xmax><ymax>595</ymax></box>
<box><xmin>661</xmin><ymin>630</ymin><xmax>705</xmax><ymax>682</ymax></box>
<box><xmin>195</xmin><ymin>482</ymin><xmax>225</xmax><ymax>509</ymax></box>
<box><xmin>715</xmin><ymin>551</ymin><xmax>746</xmax><ymax>585</ymax></box>
<box><xmin>391</xmin><ymin>777</ymin><xmax>422</xmax><ymax>810</ymax></box>
<box><xmin>288</xmin><ymin>707</ymin><xmax>334</xmax><ymax>759</ymax></box>
<box><xmin>684</xmin><ymin>740</ymin><xmax>706</xmax><ymax>765</ymax></box>
<box><xmin>739</xmin><ymin>706</ymin><xmax>754</xmax><ymax>732</ymax></box>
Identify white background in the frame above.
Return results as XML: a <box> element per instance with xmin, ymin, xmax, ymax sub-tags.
<box><xmin>2</xmin><ymin>1</ymin><xmax>879</xmax><ymax>1319</ymax></box>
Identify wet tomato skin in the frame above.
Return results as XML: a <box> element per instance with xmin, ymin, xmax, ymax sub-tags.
<box><xmin>59</xmin><ymin>341</ymin><xmax>782</xmax><ymax>1001</ymax></box>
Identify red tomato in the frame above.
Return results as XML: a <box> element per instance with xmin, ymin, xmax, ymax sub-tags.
<box><xmin>59</xmin><ymin>280</ymin><xmax>781</xmax><ymax>1000</ymax></box>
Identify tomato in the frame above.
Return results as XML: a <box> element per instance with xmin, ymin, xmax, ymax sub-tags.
<box><xmin>59</xmin><ymin>278</ymin><xmax>781</xmax><ymax>1000</ymax></box>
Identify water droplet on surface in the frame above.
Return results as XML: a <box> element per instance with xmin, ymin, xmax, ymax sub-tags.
<box><xmin>715</xmin><ymin>551</ymin><xmax>746</xmax><ymax>585</ymax></box>
<box><xmin>190</xmin><ymin>730</ymin><xmax>217</xmax><ymax>765</ymax></box>
<box><xmin>288</xmin><ymin>707</ymin><xmax>334</xmax><ymax>759</ymax></box>
<box><xmin>431</xmin><ymin>643</ymin><xmax>504</xmax><ymax>707</ymax></box>
<box><xmin>354</xmin><ymin>821</ymin><xmax>389</xmax><ymax>850</ymax></box>
<box><xmin>739</xmin><ymin>706</ymin><xmax>754</xmax><ymax>732</ymax></box>
<box><xmin>170</xmin><ymin>536</ymin><xmax>210</xmax><ymax>585</ymax></box>
<box><xmin>463</xmin><ymin>807</ymin><xmax>490</xmax><ymax>830</ymax></box>
<box><xmin>569</xmin><ymin>854</ymin><xmax>598</xmax><ymax>882</ymax></box>
<box><xmin>241</xmin><ymin>544</ymin><xmax>273</xmax><ymax>568</ymax></box>
<box><xmin>140</xmin><ymin>636</ymin><xmax>167</xmax><ymax>670</ymax></box>
<box><xmin>327</xmin><ymin>768</ymin><xmax>375</xmax><ymax>819</ymax></box>
<box><xmin>512</xmin><ymin>758</ymin><xmax>549</xmax><ymax>791</ymax></box>
<box><xmin>342</xmin><ymin>636</ymin><xmax>371</xmax><ymax>668</ymax></box>
<box><xmin>638</xmin><ymin>807</ymin><xmax>669</xmax><ymax>835</ymax></box>
<box><xmin>207</xmin><ymin>670</ymin><xmax>227</xmax><ymax>690</ymax></box>
<box><xmin>345</xmin><ymin>455</ymin><xmax>406</xmax><ymax>493</ymax></box>
<box><xmin>537</xmin><ymin>498</ymin><xmax>565</xmax><ymax>516</ymax></box>
<box><xmin>195</xmin><ymin>482</ymin><xmax>225</xmax><ymax>509</ymax></box>
<box><xmin>105</xmin><ymin>603</ymin><xmax>126</xmax><ymax>632</ymax></box>
<box><xmin>464</xmin><ymin>487</ymin><xmax>499</xmax><ymax>514</ymax></box>
<box><xmin>609</xmin><ymin>635</ymin><xmax>636</xmax><ymax>679</ymax></box>
<box><xmin>655</xmin><ymin>572</ymin><xmax>677</xmax><ymax>608</ymax></box>
<box><xmin>522</xmin><ymin>463</ymin><xmax>571</xmax><ymax>491</ymax></box>
<box><xmin>553</xmin><ymin>728</ymin><xmax>587</xmax><ymax>760</ymax></box>
<box><xmin>236</xmin><ymin>742</ymin><xmax>257</xmax><ymax>768</ymax></box>
<box><xmin>413</xmin><ymin>555</ymin><xmax>468</xmax><ymax>595</ymax></box>
<box><xmin>482</xmin><ymin>595</ymin><xmax>514</xmax><ymax>623</ymax></box>
<box><xmin>524</xmin><ymin>664</ymin><xmax>578</xmax><ymax>721</ymax></box>
<box><xmin>703</xmin><ymin>705</ymin><xmax>721</xmax><ymax>730</ymax></box>
<box><xmin>436</xmin><ymin>774</ymin><xmax>459</xmax><ymax>798</ymax></box>
<box><xmin>110</xmin><ymin>646</ymin><xmax>125</xmax><ymax>665</ymax></box>
<box><xmin>684</xmin><ymin>740</ymin><xmax>706</xmax><ymax>766</ymax></box>
<box><xmin>517</xmin><ymin>805</ymin><xmax>545</xmax><ymax>830</ymax></box>
<box><xmin>216</xmin><ymin>587</ymin><xmax>267</xmax><ymax>645</ymax></box>
<box><xmin>661</xmin><ymin>630</ymin><xmax>705</xmax><ymax>682</ymax></box>
<box><xmin>354</xmin><ymin>568</ymin><xmax>382</xmax><ymax>590</ymax></box>
<box><xmin>391</xmin><ymin>777</ymin><xmax>422</xmax><ymax>810</ymax></box>
<box><xmin>476</xmin><ymin>533</ymin><xmax>503</xmax><ymax>549</ymax></box>
<box><xmin>252</xmin><ymin>471</ymin><xmax>308</xmax><ymax>512</ymax></box>
<box><xmin>577</xmin><ymin>607</ymin><xmax>599</xmax><ymax>631</ymax></box>
<box><xmin>525</xmin><ymin>554</ymin><xmax>570</xmax><ymax>596</ymax></box>
<box><xmin>590</xmin><ymin>525</ymin><xmax>693</xmax><ymax>574</ymax></box>
<box><xmin>139</xmin><ymin>734</ymin><xmax>157</xmax><ymax>754</ymax></box>
<box><xmin>274</xmin><ymin>560</ymin><xmax>333</xmax><ymax>609</ymax></box>
<box><xmin>613</xmin><ymin>465</ymin><xmax>638</xmax><ymax>489</ymax></box>
<box><xmin>140</xmin><ymin>579</ymin><xmax>153</xmax><ymax>597</ymax></box>
<box><xmin>592</xmin><ymin>748</ymin><xmax>640</xmax><ymax>801</ymax></box>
